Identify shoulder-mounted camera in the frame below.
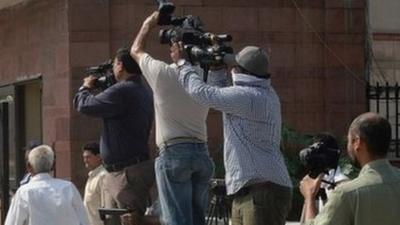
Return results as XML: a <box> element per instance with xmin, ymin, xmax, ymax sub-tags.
<box><xmin>86</xmin><ymin>59</ymin><xmax>116</xmax><ymax>90</ymax></box>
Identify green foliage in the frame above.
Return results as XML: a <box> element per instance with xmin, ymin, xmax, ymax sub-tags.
<box><xmin>281</xmin><ymin>125</ymin><xmax>313</xmax><ymax>155</ymax></box>
<box><xmin>281</xmin><ymin>124</ymin><xmax>312</xmax><ymax>220</ymax></box>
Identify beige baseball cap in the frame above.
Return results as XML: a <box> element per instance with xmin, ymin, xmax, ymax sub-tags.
<box><xmin>224</xmin><ymin>46</ymin><xmax>269</xmax><ymax>78</ymax></box>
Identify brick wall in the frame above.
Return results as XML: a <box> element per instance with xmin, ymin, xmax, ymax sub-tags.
<box><xmin>68</xmin><ymin>0</ymin><xmax>111</xmax><ymax>191</ymax></box>
<box><xmin>105</xmin><ymin>0</ymin><xmax>367</xmax><ymax>146</ymax></box>
<box><xmin>0</xmin><ymin>0</ymin><xmax>367</xmax><ymax>190</ymax></box>
<box><xmin>0</xmin><ymin>0</ymin><xmax>73</xmax><ymax>179</ymax></box>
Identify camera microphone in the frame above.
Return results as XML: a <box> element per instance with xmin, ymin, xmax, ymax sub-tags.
<box><xmin>155</xmin><ymin>0</ymin><xmax>175</xmax><ymax>25</ymax></box>
<box><xmin>156</xmin><ymin>0</ymin><xmax>175</xmax><ymax>15</ymax></box>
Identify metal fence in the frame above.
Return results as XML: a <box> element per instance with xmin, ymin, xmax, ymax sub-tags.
<box><xmin>367</xmin><ymin>83</ymin><xmax>400</xmax><ymax>158</ymax></box>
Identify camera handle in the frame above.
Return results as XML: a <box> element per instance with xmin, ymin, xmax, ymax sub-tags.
<box><xmin>200</xmin><ymin>64</ymin><xmax>209</xmax><ymax>82</ymax></box>
<box><xmin>316</xmin><ymin>179</ymin><xmax>336</xmax><ymax>202</ymax></box>
<box><xmin>321</xmin><ymin>179</ymin><xmax>336</xmax><ymax>188</ymax></box>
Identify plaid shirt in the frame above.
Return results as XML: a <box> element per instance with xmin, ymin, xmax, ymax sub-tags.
<box><xmin>179</xmin><ymin>67</ymin><xmax>292</xmax><ymax>195</ymax></box>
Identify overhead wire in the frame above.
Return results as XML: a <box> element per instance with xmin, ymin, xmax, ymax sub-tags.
<box><xmin>290</xmin><ymin>0</ymin><xmax>371</xmax><ymax>85</ymax></box>
<box><xmin>364</xmin><ymin>0</ymin><xmax>389</xmax><ymax>84</ymax></box>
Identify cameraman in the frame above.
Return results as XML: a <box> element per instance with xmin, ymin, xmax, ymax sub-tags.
<box><xmin>74</xmin><ymin>47</ymin><xmax>155</xmax><ymax>224</ymax></box>
<box><xmin>175</xmin><ymin>44</ymin><xmax>293</xmax><ymax>225</ymax></box>
<box><xmin>299</xmin><ymin>133</ymin><xmax>349</xmax><ymax>223</ymax></box>
<box><xmin>300</xmin><ymin>112</ymin><xmax>400</xmax><ymax>225</ymax></box>
<box><xmin>130</xmin><ymin>11</ymin><xmax>222</xmax><ymax>225</ymax></box>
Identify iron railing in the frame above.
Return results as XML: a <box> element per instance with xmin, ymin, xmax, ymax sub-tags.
<box><xmin>367</xmin><ymin>82</ymin><xmax>400</xmax><ymax>158</ymax></box>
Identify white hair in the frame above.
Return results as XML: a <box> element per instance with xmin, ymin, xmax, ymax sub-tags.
<box><xmin>28</xmin><ymin>145</ymin><xmax>55</xmax><ymax>173</ymax></box>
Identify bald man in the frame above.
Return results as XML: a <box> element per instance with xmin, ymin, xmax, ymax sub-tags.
<box><xmin>300</xmin><ymin>112</ymin><xmax>400</xmax><ymax>225</ymax></box>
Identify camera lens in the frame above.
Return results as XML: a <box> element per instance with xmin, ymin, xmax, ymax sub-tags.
<box><xmin>159</xmin><ymin>29</ymin><xmax>172</xmax><ymax>44</ymax></box>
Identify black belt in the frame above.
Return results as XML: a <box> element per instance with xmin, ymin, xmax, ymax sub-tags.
<box><xmin>158</xmin><ymin>137</ymin><xmax>204</xmax><ymax>150</ymax></box>
<box><xmin>104</xmin><ymin>155</ymin><xmax>148</xmax><ymax>172</ymax></box>
<box><xmin>233</xmin><ymin>181</ymin><xmax>276</xmax><ymax>198</ymax></box>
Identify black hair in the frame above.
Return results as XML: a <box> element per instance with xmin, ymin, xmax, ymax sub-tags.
<box><xmin>83</xmin><ymin>142</ymin><xmax>100</xmax><ymax>155</ymax></box>
<box><xmin>115</xmin><ymin>47</ymin><xmax>142</xmax><ymax>75</ymax></box>
<box><xmin>24</xmin><ymin>140</ymin><xmax>41</xmax><ymax>152</ymax></box>
<box><xmin>349</xmin><ymin>113</ymin><xmax>391</xmax><ymax>157</ymax></box>
<box><xmin>24</xmin><ymin>140</ymin><xmax>42</xmax><ymax>162</ymax></box>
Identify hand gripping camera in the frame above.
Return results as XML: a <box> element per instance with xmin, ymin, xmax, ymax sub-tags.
<box><xmin>299</xmin><ymin>134</ymin><xmax>342</xmax><ymax>201</ymax></box>
<box><xmin>299</xmin><ymin>135</ymin><xmax>341</xmax><ymax>179</ymax></box>
<box><xmin>85</xmin><ymin>59</ymin><xmax>116</xmax><ymax>90</ymax></box>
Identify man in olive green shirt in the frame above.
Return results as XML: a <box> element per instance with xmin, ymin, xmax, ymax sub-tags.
<box><xmin>300</xmin><ymin>112</ymin><xmax>400</xmax><ymax>225</ymax></box>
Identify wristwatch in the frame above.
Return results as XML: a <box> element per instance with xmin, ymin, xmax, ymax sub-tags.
<box><xmin>78</xmin><ymin>86</ymin><xmax>90</xmax><ymax>92</ymax></box>
<box><xmin>177</xmin><ymin>59</ymin><xmax>187</xmax><ymax>68</ymax></box>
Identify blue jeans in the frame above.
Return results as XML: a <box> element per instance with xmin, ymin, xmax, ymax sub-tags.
<box><xmin>155</xmin><ymin>143</ymin><xmax>214</xmax><ymax>225</ymax></box>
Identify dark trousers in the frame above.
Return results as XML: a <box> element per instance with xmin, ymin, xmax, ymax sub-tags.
<box><xmin>231</xmin><ymin>182</ymin><xmax>292</xmax><ymax>225</ymax></box>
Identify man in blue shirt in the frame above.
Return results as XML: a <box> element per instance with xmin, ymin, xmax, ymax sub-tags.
<box><xmin>74</xmin><ymin>47</ymin><xmax>154</xmax><ymax>224</ymax></box>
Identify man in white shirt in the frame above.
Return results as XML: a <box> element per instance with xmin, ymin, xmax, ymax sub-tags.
<box><xmin>5</xmin><ymin>145</ymin><xmax>89</xmax><ymax>225</ymax></box>
<box><xmin>82</xmin><ymin>143</ymin><xmax>107</xmax><ymax>225</ymax></box>
<box><xmin>130</xmin><ymin>11</ymin><xmax>216</xmax><ymax>225</ymax></box>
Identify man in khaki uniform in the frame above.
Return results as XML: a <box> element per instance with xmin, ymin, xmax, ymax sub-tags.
<box><xmin>300</xmin><ymin>112</ymin><xmax>400</xmax><ymax>225</ymax></box>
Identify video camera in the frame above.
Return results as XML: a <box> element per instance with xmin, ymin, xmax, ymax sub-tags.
<box><xmin>155</xmin><ymin>0</ymin><xmax>233</xmax><ymax>68</ymax></box>
<box><xmin>85</xmin><ymin>59</ymin><xmax>116</xmax><ymax>90</ymax></box>
<box><xmin>299</xmin><ymin>135</ymin><xmax>341</xmax><ymax>179</ymax></box>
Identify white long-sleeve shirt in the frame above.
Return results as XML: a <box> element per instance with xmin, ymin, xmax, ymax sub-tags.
<box><xmin>5</xmin><ymin>173</ymin><xmax>89</xmax><ymax>225</ymax></box>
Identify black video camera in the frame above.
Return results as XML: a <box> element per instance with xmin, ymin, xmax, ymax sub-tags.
<box><xmin>155</xmin><ymin>0</ymin><xmax>233</xmax><ymax>68</ymax></box>
<box><xmin>299</xmin><ymin>135</ymin><xmax>341</xmax><ymax>179</ymax></box>
<box><xmin>85</xmin><ymin>59</ymin><xmax>116</xmax><ymax>90</ymax></box>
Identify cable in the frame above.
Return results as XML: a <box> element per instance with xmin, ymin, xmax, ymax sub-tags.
<box><xmin>372</xmin><ymin>52</ymin><xmax>389</xmax><ymax>84</ymax></box>
<box><xmin>371</xmin><ymin>48</ymin><xmax>390</xmax><ymax>84</ymax></box>
<box><xmin>290</xmin><ymin>0</ymin><xmax>368</xmax><ymax>85</ymax></box>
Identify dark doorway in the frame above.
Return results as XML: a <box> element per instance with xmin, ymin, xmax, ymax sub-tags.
<box><xmin>0</xmin><ymin>86</ymin><xmax>15</xmax><ymax>222</ymax></box>
<box><xmin>0</xmin><ymin>79</ymin><xmax>42</xmax><ymax>223</ymax></box>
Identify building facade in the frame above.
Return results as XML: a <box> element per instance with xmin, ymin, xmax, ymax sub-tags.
<box><xmin>368</xmin><ymin>0</ymin><xmax>400</xmax><ymax>159</ymax></box>
<box><xmin>0</xmin><ymin>0</ymin><xmax>367</xmax><ymax>222</ymax></box>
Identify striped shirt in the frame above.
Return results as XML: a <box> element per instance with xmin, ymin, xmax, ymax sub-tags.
<box><xmin>179</xmin><ymin>67</ymin><xmax>292</xmax><ymax>195</ymax></box>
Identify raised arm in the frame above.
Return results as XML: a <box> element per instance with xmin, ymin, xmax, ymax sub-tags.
<box><xmin>130</xmin><ymin>11</ymin><xmax>159</xmax><ymax>63</ymax></box>
<box><xmin>73</xmin><ymin>85</ymin><xmax>126</xmax><ymax>118</ymax></box>
<box><xmin>207</xmin><ymin>68</ymin><xmax>230</xmax><ymax>87</ymax></box>
<box><xmin>178</xmin><ymin>65</ymin><xmax>251</xmax><ymax>116</ymax></box>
